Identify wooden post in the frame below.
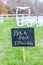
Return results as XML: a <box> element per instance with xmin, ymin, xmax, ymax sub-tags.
<box><xmin>23</xmin><ymin>47</ymin><xmax>26</xmax><ymax>63</ymax></box>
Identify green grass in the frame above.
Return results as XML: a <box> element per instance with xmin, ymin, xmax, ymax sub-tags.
<box><xmin>0</xmin><ymin>17</ymin><xmax>43</xmax><ymax>65</ymax></box>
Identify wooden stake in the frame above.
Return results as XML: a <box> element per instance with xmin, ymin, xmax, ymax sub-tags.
<box><xmin>23</xmin><ymin>47</ymin><xmax>25</xmax><ymax>63</ymax></box>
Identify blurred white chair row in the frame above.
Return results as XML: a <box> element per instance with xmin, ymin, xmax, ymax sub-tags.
<box><xmin>16</xmin><ymin>16</ymin><xmax>43</xmax><ymax>27</ymax></box>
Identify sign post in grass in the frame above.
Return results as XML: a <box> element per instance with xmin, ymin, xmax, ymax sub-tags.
<box><xmin>11</xmin><ymin>28</ymin><xmax>35</xmax><ymax>63</ymax></box>
<box><xmin>23</xmin><ymin>47</ymin><xmax>26</xmax><ymax>63</ymax></box>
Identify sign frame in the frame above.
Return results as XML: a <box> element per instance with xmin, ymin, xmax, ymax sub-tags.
<box><xmin>11</xmin><ymin>28</ymin><xmax>35</xmax><ymax>47</ymax></box>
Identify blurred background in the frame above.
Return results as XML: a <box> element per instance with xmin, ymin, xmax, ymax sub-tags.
<box><xmin>0</xmin><ymin>1</ymin><xmax>43</xmax><ymax>65</ymax></box>
<box><xmin>0</xmin><ymin>0</ymin><xmax>43</xmax><ymax>15</ymax></box>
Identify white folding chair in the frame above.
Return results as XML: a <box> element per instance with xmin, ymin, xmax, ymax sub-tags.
<box><xmin>27</xmin><ymin>18</ymin><xmax>36</xmax><ymax>27</ymax></box>
<box><xmin>23</xmin><ymin>16</ymin><xmax>29</xmax><ymax>25</ymax></box>
<box><xmin>16</xmin><ymin>16</ymin><xmax>24</xmax><ymax>26</ymax></box>
<box><xmin>36</xmin><ymin>19</ymin><xmax>43</xmax><ymax>27</ymax></box>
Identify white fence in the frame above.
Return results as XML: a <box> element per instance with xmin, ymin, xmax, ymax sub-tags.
<box><xmin>0</xmin><ymin>14</ymin><xmax>43</xmax><ymax>27</ymax></box>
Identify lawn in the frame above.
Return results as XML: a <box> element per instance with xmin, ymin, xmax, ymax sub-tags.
<box><xmin>0</xmin><ymin>17</ymin><xmax>43</xmax><ymax>65</ymax></box>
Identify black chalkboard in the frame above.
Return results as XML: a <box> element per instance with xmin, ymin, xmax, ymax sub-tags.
<box><xmin>11</xmin><ymin>28</ymin><xmax>35</xmax><ymax>46</ymax></box>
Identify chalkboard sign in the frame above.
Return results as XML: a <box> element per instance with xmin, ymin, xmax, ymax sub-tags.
<box><xmin>11</xmin><ymin>28</ymin><xmax>35</xmax><ymax>46</ymax></box>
